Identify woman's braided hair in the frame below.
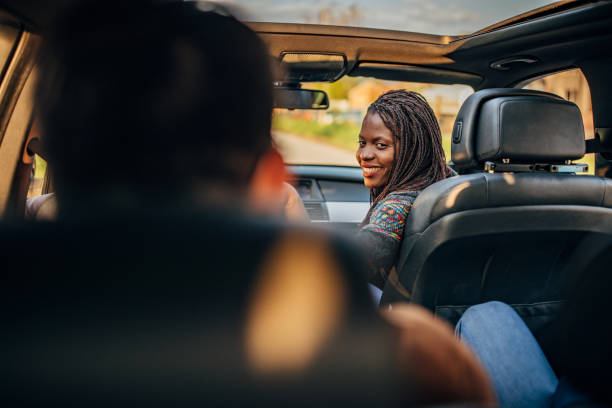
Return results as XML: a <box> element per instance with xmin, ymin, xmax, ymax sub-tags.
<box><xmin>367</xmin><ymin>89</ymin><xmax>451</xmax><ymax>212</ymax></box>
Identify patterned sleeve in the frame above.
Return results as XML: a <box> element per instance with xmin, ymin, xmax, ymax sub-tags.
<box><xmin>357</xmin><ymin>197</ymin><xmax>412</xmax><ymax>289</ymax></box>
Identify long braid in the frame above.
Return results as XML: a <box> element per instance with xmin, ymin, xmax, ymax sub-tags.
<box><xmin>365</xmin><ymin>90</ymin><xmax>450</xmax><ymax>220</ymax></box>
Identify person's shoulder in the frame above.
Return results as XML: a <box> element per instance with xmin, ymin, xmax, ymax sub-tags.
<box><xmin>384</xmin><ymin>190</ymin><xmax>420</xmax><ymax>202</ymax></box>
<box><xmin>363</xmin><ymin>191</ymin><xmax>417</xmax><ymax>241</ymax></box>
<box><xmin>373</xmin><ymin>190</ymin><xmax>419</xmax><ymax>213</ymax></box>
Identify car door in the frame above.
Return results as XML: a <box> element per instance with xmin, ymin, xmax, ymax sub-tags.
<box><xmin>0</xmin><ymin>12</ymin><xmax>39</xmax><ymax>218</ymax></box>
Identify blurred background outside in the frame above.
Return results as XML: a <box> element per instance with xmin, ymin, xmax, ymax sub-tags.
<box><xmin>273</xmin><ymin>68</ymin><xmax>595</xmax><ymax>173</ymax></box>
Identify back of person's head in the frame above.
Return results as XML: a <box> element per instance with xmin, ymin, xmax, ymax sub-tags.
<box><xmin>36</xmin><ymin>1</ymin><xmax>273</xmax><ymax>207</ymax></box>
<box><xmin>367</xmin><ymin>90</ymin><xmax>450</xmax><ymax>205</ymax></box>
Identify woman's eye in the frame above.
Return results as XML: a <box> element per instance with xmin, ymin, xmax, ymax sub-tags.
<box><xmin>376</xmin><ymin>143</ymin><xmax>388</xmax><ymax>148</ymax></box>
<box><xmin>358</xmin><ymin>140</ymin><xmax>366</xmax><ymax>147</ymax></box>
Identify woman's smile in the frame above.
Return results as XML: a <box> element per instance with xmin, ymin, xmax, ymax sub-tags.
<box><xmin>362</xmin><ymin>166</ymin><xmax>384</xmax><ymax>177</ymax></box>
<box><xmin>356</xmin><ymin>112</ymin><xmax>395</xmax><ymax>189</ymax></box>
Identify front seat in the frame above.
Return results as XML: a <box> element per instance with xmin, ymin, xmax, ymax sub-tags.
<box><xmin>380</xmin><ymin>88</ymin><xmax>612</xmax><ymax>337</ymax></box>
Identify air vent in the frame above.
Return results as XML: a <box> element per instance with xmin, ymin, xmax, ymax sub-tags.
<box><xmin>304</xmin><ymin>202</ymin><xmax>329</xmax><ymax>221</ymax></box>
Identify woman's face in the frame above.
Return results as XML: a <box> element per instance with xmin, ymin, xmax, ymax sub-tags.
<box><xmin>356</xmin><ymin>112</ymin><xmax>395</xmax><ymax>189</ymax></box>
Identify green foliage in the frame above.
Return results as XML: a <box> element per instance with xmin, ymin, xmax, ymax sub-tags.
<box><xmin>273</xmin><ymin>116</ymin><xmax>359</xmax><ymax>151</ymax></box>
<box><xmin>273</xmin><ymin>115</ymin><xmax>454</xmax><ymax>163</ymax></box>
<box><xmin>34</xmin><ymin>155</ymin><xmax>47</xmax><ymax>178</ymax></box>
<box><xmin>576</xmin><ymin>153</ymin><xmax>595</xmax><ymax>175</ymax></box>
<box><xmin>308</xmin><ymin>77</ymin><xmax>361</xmax><ymax>101</ymax></box>
<box><xmin>441</xmin><ymin>133</ymin><xmax>451</xmax><ymax>163</ymax></box>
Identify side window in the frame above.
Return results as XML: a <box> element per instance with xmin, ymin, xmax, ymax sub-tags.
<box><xmin>523</xmin><ymin>68</ymin><xmax>594</xmax><ymax>175</ymax></box>
<box><xmin>27</xmin><ymin>154</ymin><xmax>47</xmax><ymax>198</ymax></box>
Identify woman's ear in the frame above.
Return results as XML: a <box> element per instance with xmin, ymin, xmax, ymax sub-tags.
<box><xmin>249</xmin><ymin>148</ymin><xmax>288</xmax><ymax>213</ymax></box>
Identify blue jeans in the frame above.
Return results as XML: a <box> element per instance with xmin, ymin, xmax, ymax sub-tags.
<box><xmin>455</xmin><ymin>301</ymin><xmax>589</xmax><ymax>408</ymax></box>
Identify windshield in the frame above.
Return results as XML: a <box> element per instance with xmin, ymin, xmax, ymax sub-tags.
<box><xmin>272</xmin><ymin>77</ymin><xmax>473</xmax><ymax>166</ymax></box>
<box><xmin>233</xmin><ymin>0</ymin><xmax>558</xmax><ymax>36</ymax></box>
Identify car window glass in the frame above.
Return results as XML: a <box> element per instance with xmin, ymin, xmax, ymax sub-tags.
<box><xmin>522</xmin><ymin>68</ymin><xmax>595</xmax><ymax>175</ymax></box>
<box><xmin>27</xmin><ymin>154</ymin><xmax>47</xmax><ymax>198</ymax></box>
<box><xmin>272</xmin><ymin>77</ymin><xmax>473</xmax><ymax>166</ymax></box>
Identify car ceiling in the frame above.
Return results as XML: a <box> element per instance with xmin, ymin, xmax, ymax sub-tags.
<box><xmin>0</xmin><ymin>0</ymin><xmax>73</xmax><ymax>30</ymax></box>
<box><xmin>255</xmin><ymin>1</ymin><xmax>612</xmax><ymax>89</ymax></box>
<box><xmin>2</xmin><ymin>0</ymin><xmax>612</xmax><ymax>91</ymax></box>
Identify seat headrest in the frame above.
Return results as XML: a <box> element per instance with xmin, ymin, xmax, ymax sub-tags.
<box><xmin>451</xmin><ymin>88</ymin><xmax>585</xmax><ymax>172</ymax></box>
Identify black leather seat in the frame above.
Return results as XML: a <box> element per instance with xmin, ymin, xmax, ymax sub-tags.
<box><xmin>0</xmin><ymin>210</ymin><xmax>400</xmax><ymax>407</ymax></box>
<box><xmin>381</xmin><ymin>88</ymin><xmax>612</xmax><ymax>337</ymax></box>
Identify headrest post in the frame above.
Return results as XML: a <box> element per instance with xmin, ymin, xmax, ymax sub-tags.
<box><xmin>483</xmin><ymin>161</ymin><xmax>588</xmax><ymax>173</ymax></box>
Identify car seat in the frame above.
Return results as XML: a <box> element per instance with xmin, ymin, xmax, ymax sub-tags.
<box><xmin>381</xmin><ymin>89</ymin><xmax>612</xmax><ymax>338</ymax></box>
<box><xmin>0</xmin><ymin>209</ymin><xmax>406</xmax><ymax>407</ymax></box>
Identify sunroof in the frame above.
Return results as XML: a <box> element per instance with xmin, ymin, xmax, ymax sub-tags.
<box><xmin>230</xmin><ymin>0</ymin><xmax>561</xmax><ymax>36</ymax></box>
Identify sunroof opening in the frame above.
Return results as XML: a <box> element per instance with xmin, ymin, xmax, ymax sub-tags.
<box><xmin>231</xmin><ymin>0</ymin><xmax>561</xmax><ymax>36</ymax></box>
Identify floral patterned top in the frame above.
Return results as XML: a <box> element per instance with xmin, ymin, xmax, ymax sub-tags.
<box><xmin>357</xmin><ymin>168</ymin><xmax>458</xmax><ymax>295</ymax></box>
<box><xmin>357</xmin><ymin>190</ymin><xmax>419</xmax><ymax>291</ymax></box>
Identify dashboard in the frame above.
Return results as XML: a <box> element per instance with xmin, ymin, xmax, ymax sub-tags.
<box><xmin>288</xmin><ymin>165</ymin><xmax>370</xmax><ymax>231</ymax></box>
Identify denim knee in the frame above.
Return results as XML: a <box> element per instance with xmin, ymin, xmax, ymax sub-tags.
<box><xmin>456</xmin><ymin>301</ymin><xmax>518</xmax><ymax>336</ymax></box>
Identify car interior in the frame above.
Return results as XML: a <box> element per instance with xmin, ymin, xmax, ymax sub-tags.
<box><xmin>385</xmin><ymin>88</ymin><xmax>612</xmax><ymax>338</ymax></box>
<box><xmin>0</xmin><ymin>0</ymin><xmax>611</xmax><ymax>406</ymax></box>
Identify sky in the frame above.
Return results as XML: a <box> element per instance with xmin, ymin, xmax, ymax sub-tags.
<box><xmin>222</xmin><ymin>0</ymin><xmax>557</xmax><ymax>36</ymax></box>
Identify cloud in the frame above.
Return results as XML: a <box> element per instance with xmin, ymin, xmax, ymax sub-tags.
<box><xmin>235</xmin><ymin>0</ymin><xmax>341</xmax><ymax>24</ymax></box>
<box><xmin>356</xmin><ymin>0</ymin><xmax>482</xmax><ymax>34</ymax></box>
<box><xmin>231</xmin><ymin>0</ymin><xmax>499</xmax><ymax>35</ymax></box>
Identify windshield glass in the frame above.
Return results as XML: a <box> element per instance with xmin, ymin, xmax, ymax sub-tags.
<box><xmin>272</xmin><ymin>78</ymin><xmax>473</xmax><ymax>166</ymax></box>
<box><xmin>233</xmin><ymin>0</ymin><xmax>558</xmax><ymax>36</ymax></box>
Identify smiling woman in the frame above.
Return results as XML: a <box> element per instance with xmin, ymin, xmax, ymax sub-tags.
<box><xmin>357</xmin><ymin>111</ymin><xmax>395</xmax><ymax>189</ymax></box>
<box><xmin>356</xmin><ymin>90</ymin><xmax>456</xmax><ymax>293</ymax></box>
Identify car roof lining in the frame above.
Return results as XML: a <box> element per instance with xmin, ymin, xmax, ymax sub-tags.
<box><xmin>256</xmin><ymin>1</ymin><xmax>612</xmax><ymax>90</ymax></box>
<box><xmin>0</xmin><ymin>0</ymin><xmax>589</xmax><ymax>39</ymax></box>
<box><xmin>0</xmin><ymin>0</ymin><xmax>609</xmax><ymax>88</ymax></box>
<box><xmin>348</xmin><ymin>63</ymin><xmax>481</xmax><ymax>88</ymax></box>
<box><xmin>0</xmin><ymin>0</ymin><xmax>611</xmax><ymax>108</ymax></box>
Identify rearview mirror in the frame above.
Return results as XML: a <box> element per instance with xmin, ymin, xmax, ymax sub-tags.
<box><xmin>273</xmin><ymin>87</ymin><xmax>329</xmax><ymax>110</ymax></box>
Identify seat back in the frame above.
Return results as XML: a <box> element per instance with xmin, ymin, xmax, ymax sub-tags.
<box><xmin>383</xmin><ymin>89</ymin><xmax>612</xmax><ymax>338</ymax></box>
<box><xmin>0</xmin><ymin>212</ymin><xmax>399</xmax><ymax>407</ymax></box>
